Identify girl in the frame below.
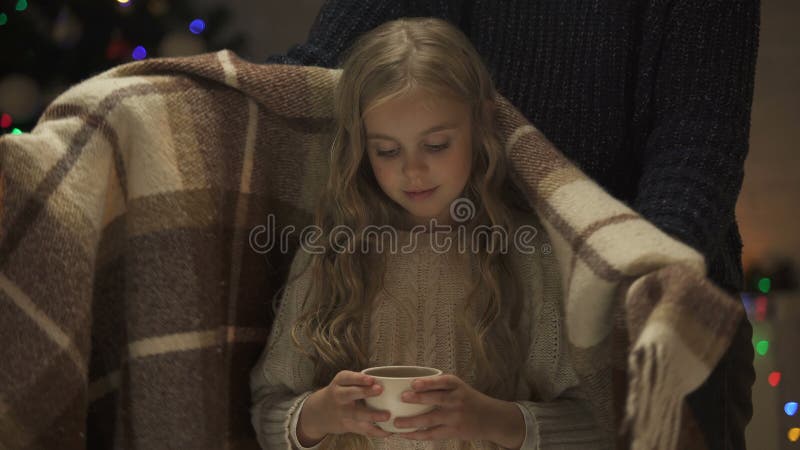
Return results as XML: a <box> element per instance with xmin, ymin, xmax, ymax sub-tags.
<box><xmin>250</xmin><ymin>17</ymin><xmax>607</xmax><ymax>450</ymax></box>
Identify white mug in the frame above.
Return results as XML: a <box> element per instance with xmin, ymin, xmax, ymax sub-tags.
<box><xmin>360</xmin><ymin>365</ymin><xmax>443</xmax><ymax>433</ymax></box>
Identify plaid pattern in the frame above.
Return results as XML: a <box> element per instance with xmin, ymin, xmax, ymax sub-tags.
<box><xmin>0</xmin><ymin>50</ymin><xmax>742</xmax><ymax>450</ymax></box>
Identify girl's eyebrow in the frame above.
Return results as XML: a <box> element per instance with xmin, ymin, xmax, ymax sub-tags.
<box><xmin>366</xmin><ymin>122</ymin><xmax>458</xmax><ymax>140</ymax></box>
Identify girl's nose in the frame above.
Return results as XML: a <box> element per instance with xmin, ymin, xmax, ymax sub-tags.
<box><xmin>402</xmin><ymin>154</ymin><xmax>428</xmax><ymax>179</ymax></box>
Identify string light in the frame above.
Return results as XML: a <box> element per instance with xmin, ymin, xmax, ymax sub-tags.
<box><xmin>189</xmin><ymin>19</ymin><xmax>205</xmax><ymax>34</ymax></box>
<box><xmin>11</xmin><ymin>128</ymin><xmax>22</xmax><ymax>135</ymax></box>
<box><xmin>132</xmin><ymin>45</ymin><xmax>147</xmax><ymax>60</ymax></box>
<box><xmin>740</xmin><ymin>293</ymin><xmax>754</xmax><ymax>316</ymax></box>
<box><xmin>790</xmin><ymin>428</ymin><xmax>800</xmax><ymax>443</ymax></box>
<box><xmin>106</xmin><ymin>37</ymin><xmax>132</xmax><ymax>61</ymax></box>
<box><xmin>755</xmin><ymin>295</ymin><xmax>768</xmax><ymax>322</ymax></box>
<box><xmin>755</xmin><ymin>340</ymin><xmax>769</xmax><ymax>356</ymax></box>
<box><xmin>786</xmin><ymin>402</ymin><xmax>799</xmax><ymax>417</ymax></box>
<box><xmin>148</xmin><ymin>0</ymin><xmax>169</xmax><ymax>16</ymax></box>
<box><xmin>1</xmin><ymin>113</ymin><xmax>11</xmax><ymax>129</ymax></box>
<box><xmin>15</xmin><ymin>0</ymin><xmax>27</xmax><ymax>12</ymax></box>
<box><xmin>768</xmin><ymin>371</ymin><xmax>781</xmax><ymax>387</ymax></box>
<box><xmin>758</xmin><ymin>277</ymin><xmax>772</xmax><ymax>294</ymax></box>
<box><xmin>0</xmin><ymin>13</ymin><xmax>8</xmax><ymax>26</ymax></box>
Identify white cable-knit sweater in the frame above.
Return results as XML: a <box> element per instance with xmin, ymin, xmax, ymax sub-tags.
<box><xmin>250</xmin><ymin>227</ymin><xmax>607</xmax><ymax>449</ymax></box>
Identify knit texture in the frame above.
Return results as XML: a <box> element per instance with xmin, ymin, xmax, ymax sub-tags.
<box><xmin>266</xmin><ymin>0</ymin><xmax>761</xmax><ymax>295</ymax></box>
<box><xmin>0</xmin><ymin>51</ymin><xmax>742</xmax><ymax>450</ymax></box>
<box><xmin>250</xmin><ymin>227</ymin><xmax>607</xmax><ymax>450</ymax></box>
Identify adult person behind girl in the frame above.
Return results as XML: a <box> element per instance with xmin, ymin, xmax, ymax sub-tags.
<box><xmin>264</xmin><ymin>2</ymin><xmax>760</xmax><ymax>449</ymax></box>
<box><xmin>250</xmin><ymin>17</ymin><xmax>608</xmax><ymax>450</ymax></box>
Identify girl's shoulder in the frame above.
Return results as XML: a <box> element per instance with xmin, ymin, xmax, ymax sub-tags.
<box><xmin>284</xmin><ymin>245</ymin><xmax>317</xmax><ymax>286</ymax></box>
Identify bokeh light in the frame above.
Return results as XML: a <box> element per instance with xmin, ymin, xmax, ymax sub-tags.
<box><xmin>756</xmin><ymin>340</ymin><xmax>769</xmax><ymax>356</ymax></box>
<box><xmin>11</xmin><ymin>128</ymin><xmax>22</xmax><ymax>135</ymax></box>
<box><xmin>786</xmin><ymin>402</ymin><xmax>799</xmax><ymax>417</ymax></box>
<box><xmin>132</xmin><ymin>46</ymin><xmax>147</xmax><ymax>60</ymax></box>
<box><xmin>789</xmin><ymin>427</ymin><xmax>800</xmax><ymax>442</ymax></box>
<box><xmin>0</xmin><ymin>13</ymin><xmax>8</xmax><ymax>26</ymax></box>
<box><xmin>148</xmin><ymin>0</ymin><xmax>170</xmax><ymax>16</ymax></box>
<box><xmin>189</xmin><ymin>19</ymin><xmax>205</xmax><ymax>34</ymax></box>
<box><xmin>755</xmin><ymin>295</ymin><xmax>768</xmax><ymax>321</ymax></box>
<box><xmin>768</xmin><ymin>371</ymin><xmax>781</xmax><ymax>387</ymax></box>
<box><xmin>758</xmin><ymin>277</ymin><xmax>772</xmax><ymax>294</ymax></box>
<box><xmin>1</xmin><ymin>113</ymin><xmax>11</xmax><ymax>128</ymax></box>
<box><xmin>16</xmin><ymin>0</ymin><xmax>28</xmax><ymax>12</ymax></box>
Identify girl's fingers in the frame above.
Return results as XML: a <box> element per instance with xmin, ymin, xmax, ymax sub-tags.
<box><xmin>356</xmin><ymin>404</ymin><xmax>392</xmax><ymax>424</ymax></box>
<box><xmin>393</xmin><ymin>406</ymin><xmax>446</xmax><ymax>429</ymax></box>
<box><xmin>403</xmin><ymin>389</ymin><xmax>453</xmax><ymax>406</ymax></box>
<box><xmin>337</xmin><ymin>371</ymin><xmax>374</xmax><ymax>387</ymax></box>
<box><xmin>412</xmin><ymin>374</ymin><xmax>451</xmax><ymax>391</ymax></box>
<box><xmin>363</xmin><ymin>422</ymin><xmax>394</xmax><ymax>438</ymax></box>
<box><xmin>342</xmin><ymin>405</ymin><xmax>392</xmax><ymax>436</ymax></box>
<box><xmin>333</xmin><ymin>382</ymin><xmax>383</xmax><ymax>404</ymax></box>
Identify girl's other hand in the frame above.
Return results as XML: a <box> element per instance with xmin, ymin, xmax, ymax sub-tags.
<box><xmin>303</xmin><ymin>370</ymin><xmax>395</xmax><ymax>440</ymax></box>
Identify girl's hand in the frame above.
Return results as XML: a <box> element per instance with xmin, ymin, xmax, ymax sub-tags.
<box><xmin>312</xmin><ymin>370</ymin><xmax>395</xmax><ymax>439</ymax></box>
<box><xmin>392</xmin><ymin>374</ymin><xmax>497</xmax><ymax>442</ymax></box>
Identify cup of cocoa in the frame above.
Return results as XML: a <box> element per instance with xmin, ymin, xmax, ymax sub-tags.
<box><xmin>360</xmin><ymin>365</ymin><xmax>443</xmax><ymax>433</ymax></box>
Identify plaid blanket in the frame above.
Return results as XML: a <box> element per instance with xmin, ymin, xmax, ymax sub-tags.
<box><xmin>0</xmin><ymin>50</ymin><xmax>743</xmax><ymax>450</ymax></box>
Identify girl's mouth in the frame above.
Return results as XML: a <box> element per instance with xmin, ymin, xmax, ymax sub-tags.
<box><xmin>404</xmin><ymin>186</ymin><xmax>438</xmax><ymax>200</ymax></box>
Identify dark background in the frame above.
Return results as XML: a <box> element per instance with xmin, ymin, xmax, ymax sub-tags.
<box><xmin>1</xmin><ymin>1</ymin><xmax>798</xmax><ymax>447</ymax></box>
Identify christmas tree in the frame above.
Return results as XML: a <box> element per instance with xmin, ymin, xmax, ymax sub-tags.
<box><xmin>0</xmin><ymin>0</ymin><xmax>245</xmax><ymax>134</ymax></box>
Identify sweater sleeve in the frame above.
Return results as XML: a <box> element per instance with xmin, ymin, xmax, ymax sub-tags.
<box><xmin>632</xmin><ymin>0</ymin><xmax>759</xmax><ymax>279</ymax></box>
<box><xmin>249</xmin><ymin>249</ymin><xmax>331</xmax><ymax>449</ymax></box>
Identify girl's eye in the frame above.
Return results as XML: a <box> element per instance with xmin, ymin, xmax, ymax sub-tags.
<box><xmin>376</xmin><ymin>148</ymin><xmax>399</xmax><ymax>158</ymax></box>
<box><xmin>427</xmin><ymin>143</ymin><xmax>450</xmax><ymax>152</ymax></box>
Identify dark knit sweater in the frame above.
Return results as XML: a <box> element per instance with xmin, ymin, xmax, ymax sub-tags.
<box><xmin>265</xmin><ymin>0</ymin><xmax>760</xmax><ymax>293</ymax></box>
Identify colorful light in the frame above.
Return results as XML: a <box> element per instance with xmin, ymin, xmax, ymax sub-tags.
<box><xmin>16</xmin><ymin>0</ymin><xmax>27</xmax><ymax>12</ymax></box>
<box><xmin>106</xmin><ymin>38</ymin><xmax>132</xmax><ymax>61</ymax></box>
<box><xmin>148</xmin><ymin>0</ymin><xmax>170</xmax><ymax>16</ymax></box>
<box><xmin>755</xmin><ymin>340</ymin><xmax>769</xmax><ymax>356</ymax></box>
<box><xmin>740</xmin><ymin>292</ymin><xmax>754</xmax><ymax>315</ymax></box>
<box><xmin>790</xmin><ymin>428</ymin><xmax>800</xmax><ymax>443</ymax></box>
<box><xmin>189</xmin><ymin>19</ymin><xmax>206</xmax><ymax>34</ymax></box>
<box><xmin>758</xmin><ymin>277</ymin><xmax>771</xmax><ymax>294</ymax></box>
<box><xmin>132</xmin><ymin>46</ymin><xmax>147</xmax><ymax>60</ymax></box>
<box><xmin>768</xmin><ymin>371</ymin><xmax>781</xmax><ymax>387</ymax></box>
<box><xmin>1</xmin><ymin>113</ymin><xmax>11</xmax><ymax>128</ymax></box>
<box><xmin>0</xmin><ymin>13</ymin><xmax>8</xmax><ymax>26</ymax></box>
<box><xmin>755</xmin><ymin>295</ymin><xmax>768</xmax><ymax>322</ymax></box>
<box><xmin>786</xmin><ymin>402</ymin><xmax>799</xmax><ymax>416</ymax></box>
<box><xmin>11</xmin><ymin>128</ymin><xmax>22</xmax><ymax>135</ymax></box>
<box><xmin>117</xmin><ymin>0</ymin><xmax>131</xmax><ymax>3</ymax></box>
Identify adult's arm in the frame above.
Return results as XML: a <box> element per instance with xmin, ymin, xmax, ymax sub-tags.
<box><xmin>633</xmin><ymin>0</ymin><xmax>760</xmax><ymax>287</ymax></box>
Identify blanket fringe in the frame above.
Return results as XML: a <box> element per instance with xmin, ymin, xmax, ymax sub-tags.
<box><xmin>623</xmin><ymin>343</ymin><xmax>684</xmax><ymax>450</ymax></box>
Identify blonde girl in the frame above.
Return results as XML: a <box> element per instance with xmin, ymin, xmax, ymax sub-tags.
<box><xmin>250</xmin><ymin>17</ymin><xmax>606</xmax><ymax>450</ymax></box>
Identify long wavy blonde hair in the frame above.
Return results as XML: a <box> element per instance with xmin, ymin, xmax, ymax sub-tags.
<box><xmin>288</xmin><ymin>17</ymin><xmax>534</xmax><ymax>449</ymax></box>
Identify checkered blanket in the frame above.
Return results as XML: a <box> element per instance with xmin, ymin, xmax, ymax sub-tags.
<box><xmin>0</xmin><ymin>50</ymin><xmax>743</xmax><ymax>449</ymax></box>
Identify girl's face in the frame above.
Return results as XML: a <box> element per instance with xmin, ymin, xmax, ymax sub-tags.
<box><xmin>363</xmin><ymin>86</ymin><xmax>473</xmax><ymax>229</ymax></box>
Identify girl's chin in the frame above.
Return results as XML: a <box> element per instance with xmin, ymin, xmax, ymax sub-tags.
<box><xmin>404</xmin><ymin>214</ymin><xmax>453</xmax><ymax>228</ymax></box>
